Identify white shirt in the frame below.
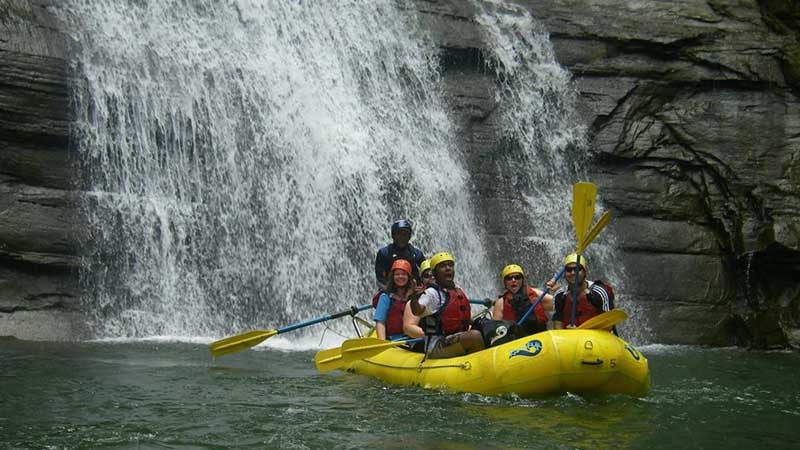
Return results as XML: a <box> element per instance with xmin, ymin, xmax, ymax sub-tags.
<box><xmin>416</xmin><ymin>286</ymin><xmax>447</xmax><ymax>318</ymax></box>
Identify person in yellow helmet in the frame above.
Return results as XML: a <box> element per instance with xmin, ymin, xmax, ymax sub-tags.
<box><xmin>409</xmin><ymin>252</ymin><xmax>485</xmax><ymax>359</ymax></box>
<box><xmin>492</xmin><ymin>263</ymin><xmax>554</xmax><ymax>335</ymax></box>
<box><xmin>418</xmin><ymin>258</ymin><xmax>433</xmax><ymax>287</ymax></box>
<box><xmin>400</xmin><ymin>258</ymin><xmax>432</xmax><ymax>349</ymax></box>
<box><xmin>547</xmin><ymin>253</ymin><xmax>615</xmax><ymax>329</ymax></box>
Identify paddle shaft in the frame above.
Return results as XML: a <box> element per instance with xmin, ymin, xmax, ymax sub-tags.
<box><xmin>570</xmin><ymin>254</ymin><xmax>583</xmax><ymax>327</ymax></box>
<box><xmin>517</xmin><ymin>267</ymin><xmax>565</xmax><ymax>326</ymax></box>
<box><xmin>277</xmin><ymin>304</ymin><xmax>372</xmax><ymax>334</ymax></box>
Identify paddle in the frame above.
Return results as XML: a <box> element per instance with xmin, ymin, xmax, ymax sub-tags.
<box><xmin>577</xmin><ymin>309</ymin><xmax>627</xmax><ymax>330</ymax></box>
<box><xmin>577</xmin><ymin>210</ymin><xmax>610</xmax><ymax>254</ymax></box>
<box><xmin>210</xmin><ymin>304</ymin><xmax>371</xmax><ymax>357</ymax></box>
<box><xmin>315</xmin><ymin>337</ymin><xmax>424</xmax><ymax>372</ymax></box>
<box><xmin>570</xmin><ymin>182</ymin><xmax>597</xmax><ymax>327</ymax></box>
<box><xmin>517</xmin><ymin>209</ymin><xmax>611</xmax><ymax>326</ymax></box>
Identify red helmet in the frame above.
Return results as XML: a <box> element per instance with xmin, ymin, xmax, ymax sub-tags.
<box><xmin>390</xmin><ymin>259</ymin><xmax>412</xmax><ymax>275</ymax></box>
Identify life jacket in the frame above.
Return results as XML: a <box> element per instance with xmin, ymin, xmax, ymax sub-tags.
<box><xmin>371</xmin><ymin>291</ymin><xmax>409</xmax><ymax>336</ymax></box>
<box><xmin>421</xmin><ymin>285</ymin><xmax>471</xmax><ymax>336</ymax></box>
<box><xmin>560</xmin><ymin>281</ymin><xmax>614</xmax><ymax>327</ymax></box>
<box><xmin>501</xmin><ymin>286</ymin><xmax>547</xmax><ymax>333</ymax></box>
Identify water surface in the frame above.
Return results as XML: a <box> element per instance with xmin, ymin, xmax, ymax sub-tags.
<box><xmin>2</xmin><ymin>339</ymin><xmax>797</xmax><ymax>449</ymax></box>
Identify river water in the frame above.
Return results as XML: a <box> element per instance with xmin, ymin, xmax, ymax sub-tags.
<box><xmin>2</xmin><ymin>337</ymin><xmax>798</xmax><ymax>450</ymax></box>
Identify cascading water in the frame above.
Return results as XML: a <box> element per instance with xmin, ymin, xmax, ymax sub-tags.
<box><xmin>474</xmin><ymin>1</ymin><xmax>645</xmax><ymax>341</ymax></box>
<box><xmin>56</xmin><ymin>0</ymin><xmax>494</xmax><ymax>339</ymax></box>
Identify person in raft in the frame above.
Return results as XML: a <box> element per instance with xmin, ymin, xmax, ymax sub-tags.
<box><xmin>409</xmin><ymin>251</ymin><xmax>485</xmax><ymax>359</ymax></box>
<box><xmin>373</xmin><ymin>259</ymin><xmax>416</xmax><ymax>340</ymax></box>
<box><xmin>492</xmin><ymin>263</ymin><xmax>554</xmax><ymax>335</ymax></box>
<box><xmin>374</xmin><ymin>219</ymin><xmax>425</xmax><ymax>288</ymax></box>
<box><xmin>547</xmin><ymin>253</ymin><xmax>615</xmax><ymax>329</ymax></box>
<box><xmin>400</xmin><ymin>258</ymin><xmax>432</xmax><ymax>346</ymax></box>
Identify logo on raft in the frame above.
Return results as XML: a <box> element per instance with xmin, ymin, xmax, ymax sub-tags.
<box><xmin>509</xmin><ymin>339</ymin><xmax>542</xmax><ymax>359</ymax></box>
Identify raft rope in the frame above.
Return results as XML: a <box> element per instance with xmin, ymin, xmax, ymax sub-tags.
<box><xmin>358</xmin><ymin>358</ymin><xmax>471</xmax><ymax>372</ymax></box>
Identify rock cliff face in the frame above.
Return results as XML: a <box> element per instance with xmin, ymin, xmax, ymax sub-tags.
<box><xmin>416</xmin><ymin>0</ymin><xmax>800</xmax><ymax>347</ymax></box>
<box><xmin>0</xmin><ymin>0</ymin><xmax>86</xmax><ymax>339</ymax></box>
<box><xmin>1</xmin><ymin>0</ymin><xmax>797</xmax><ymax>347</ymax></box>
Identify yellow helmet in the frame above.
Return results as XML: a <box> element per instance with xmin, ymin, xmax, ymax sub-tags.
<box><xmin>419</xmin><ymin>259</ymin><xmax>431</xmax><ymax>274</ymax></box>
<box><xmin>564</xmin><ymin>253</ymin><xmax>588</xmax><ymax>271</ymax></box>
<box><xmin>430</xmin><ymin>251</ymin><xmax>455</xmax><ymax>270</ymax></box>
<box><xmin>501</xmin><ymin>264</ymin><xmax>524</xmax><ymax>279</ymax></box>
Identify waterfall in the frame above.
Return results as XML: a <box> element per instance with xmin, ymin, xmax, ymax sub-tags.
<box><xmin>475</xmin><ymin>1</ymin><xmax>644</xmax><ymax>341</ymax></box>
<box><xmin>56</xmin><ymin>0</ymin><xmax>493</xmax><ymax>338</ymax></box>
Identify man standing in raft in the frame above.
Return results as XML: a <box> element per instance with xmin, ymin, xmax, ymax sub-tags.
<box><xmin>409</xmin><ymin>252</ymin><xmax>484</xmax><ymax>358</ymax></box>
<box><xmin>374</xmin><ymin>219</ymin><xmax>425</xmax><ymax>288</ymax></box>
<box><xmin>549</xmin><ymin>253</ymin><xmax>615</xmax><ymax>329</ymax></box>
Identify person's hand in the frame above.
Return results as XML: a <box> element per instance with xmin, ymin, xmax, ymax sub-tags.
<box><xmin>408</xmin><ymin>279</ymin><xmax>425</xmax><ymax>300</ymax></box>
<box><xmin>566</xmin><ymin>323</ymin><xmax>577</xmax><ymax>329</ymax></box>
<box><xmin>545</xmin><ymin>279</ymin><xmax>558</xmax><ymax>293</ymax></box>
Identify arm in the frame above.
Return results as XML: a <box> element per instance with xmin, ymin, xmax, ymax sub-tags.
<box><xmin>374</xmin><ymin>248</ymin><xmax>388</xmax><ymax>287</ymax></box>
<box><xmin>492</xmin><ymin>296</ymin><xmax>504</xmax><ymax>320</ymax></box>
<box><xmin>530</xmin><ymin>288</ymin><xmax>554</xmax><ymax>312</ymax></box>
<box><xmin>409</xmin><ymin>283</ymin><xmax>429</xmax><ymax>316</ymax></box>
<box><xmin>402</xmin><ymin>302</ymin><xmax>424</xmax><ymax>338</ymax></box>
<box><xmin>587</xmin><ymin>281</ymin><xmax>615</xmax><ymax>312</ymax></box>
<box><xmin>376</xmin><ymin>322</ymin><xmax>388</xmax><ymax>340</ymax></box>
<box><xmin>552</xmin><ymin>292</ymin><xmax>565</xmax><ymax>329</ymax></box>
<box><xmin>373</xmin><ymin>294</ymin><xmax>391</xmax><ymax>340</ymax></box>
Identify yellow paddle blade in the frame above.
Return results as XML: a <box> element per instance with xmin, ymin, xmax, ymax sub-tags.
<box><xmin>572</xmin><ymin>182</ymin><xmax>597</xmax><ymax>246</ymax></box>
<box><xmin>577</xmin><ymin>210</ymin><xmax>612</xmax><ymax>254</ymax></box>
<box><xmin>209</xmin><ymin>329</ymin><xmax>278</xmax><ymax>357</ymax></box>
<box><xmin>314</xmin><ymin>346</ymin><xmax>344</xmax><ymax>373</ymax></box>
<box><xmin>341</xmin><ymin>337</ymin><xmax>408</xmax><ymax>363</ymax></box>
<box><xmin>578</xmin><ymin>309</ymin><xmax>628</xmax><ymax>330</ymax></box>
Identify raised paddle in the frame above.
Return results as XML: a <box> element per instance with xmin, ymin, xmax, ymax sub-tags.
<box><xmin>210</xmin><ymin>304</ymin><xmax>371</xmax><ymax>357</ymax></box>
<box><xmin>570</xmin><ymin>182</ymin><xmax>597</xmax><ymax>327</ymax></box>
<box><xmin>517</xmin><ymin>208</ymin><xmax>612</xmax><ymax>326</ymax></box>
<box><xmin>577</xmin><ymin>309</ymin><xmax>627</xmax><ymax>330</ymax></box>
<box><xmin>577</xmin><ymin>210</ymin><xmax>610</xmax><ymax>254</ymax></box>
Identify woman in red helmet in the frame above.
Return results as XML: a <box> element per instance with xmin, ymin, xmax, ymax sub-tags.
<box><xmin>373</xmin><ymin>259</ymin><xmax>415</xmax><ymax>340</ymax></box>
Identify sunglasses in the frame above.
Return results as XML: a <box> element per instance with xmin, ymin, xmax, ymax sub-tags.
<box><xmin>421</xmin><ymin>272</ymin><xmax>433</xmax><ymax>278</ymax></box>
<box><xmin>564</xmin><ymin>266</ymin><xmax>583</xmax><ymax>274</ymax></box>
<box><xmin>504</xmin><ymin>274</ymin><xmax>523</xmax><ymax>281</ymax></box>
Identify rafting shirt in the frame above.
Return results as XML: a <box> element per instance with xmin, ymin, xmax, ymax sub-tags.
<box><xmin>417</xmin><ymin>285</ymin><xmax>471</xmax><ymax>350</ymax></box>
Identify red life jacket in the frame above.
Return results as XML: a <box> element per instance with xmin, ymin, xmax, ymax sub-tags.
<box><xmin>439</xmin><ymin>287</ymin><xmax>472</xmax><ymax>334</ymax></box>
<box><xmin>371</xmin><ymin>291</ymin><xmax>408</xmax><ymax>336</ymax></box>
<box><xmin>501</xmin><ymin>286</ymin><xmax>547</xmax><ymax>325</ymax></box>
<box><xmin>561</xmin><ymin>290</ymin><xmax>594</xmax><ymax>326</ymax></box>
<box><xmin>420</xmin><ymin>286</ymin><xmax>471</xmax><ymax>335</ymax></box>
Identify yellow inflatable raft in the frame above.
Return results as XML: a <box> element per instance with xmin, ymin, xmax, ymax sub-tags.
<box><xmin>327</xmin><ymin>329</ymin><xmax>650</xmax><ymax>398</ymax></box>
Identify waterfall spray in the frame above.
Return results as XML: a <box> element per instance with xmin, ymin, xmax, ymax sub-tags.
<box><xmin>57</xmin><ymin>0</ymin><xmax>493</xmax><ymax>338</ymax></box>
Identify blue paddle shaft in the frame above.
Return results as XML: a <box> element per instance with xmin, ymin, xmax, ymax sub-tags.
<box><xmin>276</xmin><ymin>304</ymin><xmax>371</xmax><ymax>334</ymax></box>
<box><xmin>517</xmin><ymin>267</ymin><xmax>566</xmax><ymax>326</ymax></box>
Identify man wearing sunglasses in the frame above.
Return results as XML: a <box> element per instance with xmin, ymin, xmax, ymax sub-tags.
<box><xmin>550</xmin><ymin>253</ymin><xmax>615</xmax><ymax>329</ymax></box>
<box><xmin>492</xmin><ymin>264</ymin><xmax>554</xmax><ymax>335</ymax></box>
